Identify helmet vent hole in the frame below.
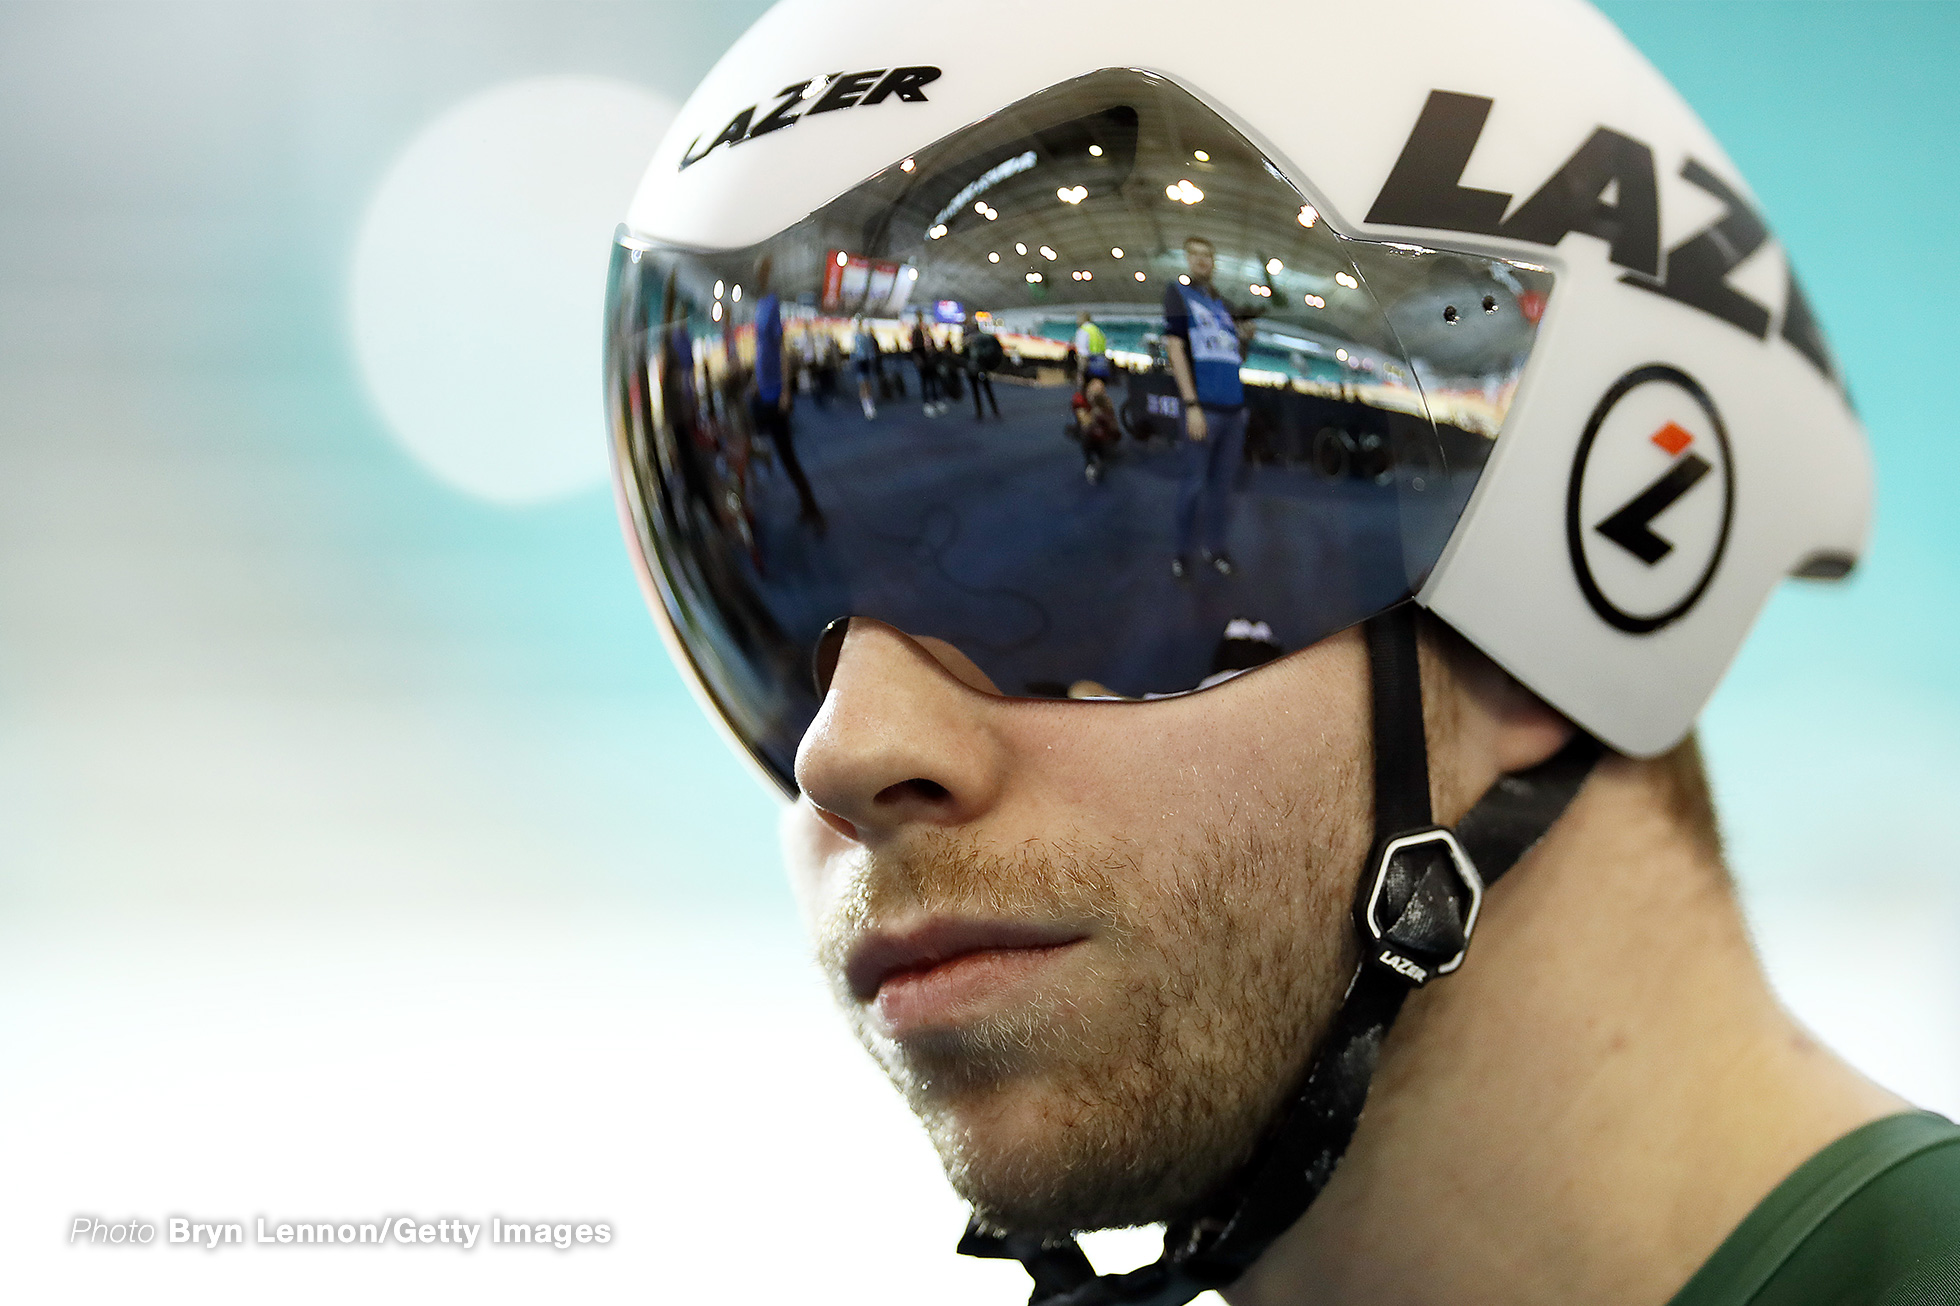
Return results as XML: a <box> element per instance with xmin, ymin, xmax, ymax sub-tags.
<box><xmin>1482</xmin><ymin>295</ymin><xmax>1498</xmax><ymax>314</ymax></box>
<box><xmin>1442</xmin><ymin>305</ymin><xmax>1459</xmax><ymax>325</ymax></box>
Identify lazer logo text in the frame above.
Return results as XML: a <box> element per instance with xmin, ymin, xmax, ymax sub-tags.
<box><xmin>1368</xmin><ymin>91</ymin><xmax>1837</xmax><ymax>384</ymax></box>
<box><xmin>1378</xmin><ymin>951</ymin><xmax>1430</xmax><ymax>984</ymax></box>
<box><xmin>680</xmin><ymin>67</ymin><xmax>943</xmax><ymax>171</ymax></box>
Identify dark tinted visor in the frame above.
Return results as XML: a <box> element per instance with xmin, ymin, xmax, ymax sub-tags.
<box><xmin>607</xmin><ymin>69</ymin><xmax>1553</xmax><ymax>794</ymax></box>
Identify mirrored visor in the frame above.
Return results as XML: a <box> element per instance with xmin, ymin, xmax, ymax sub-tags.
<box><xmin>607</xmin><ymin>69</ymin><xmax>1554</xmax><ymax>794</ymax></box>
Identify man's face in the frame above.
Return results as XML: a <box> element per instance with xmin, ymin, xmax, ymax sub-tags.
<box><xmin>783</xmin><ymin>621</ymin><xmax>1376</xmax><ymax>1237</ymax></box>
<box><xmin>1185</xmin><ymin>240</ymin><xmax>1216</xmax><ymax>284</ymax></box>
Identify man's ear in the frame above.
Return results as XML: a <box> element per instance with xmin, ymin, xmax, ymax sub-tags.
<box><xmin>1478</xmin><ymin>667</ymin><xmax>1575</xmax><ymax>775</ymax></box>
<box><xmin>1426</xmin><ymin>616</ymin><xmax>1574</xmax><ymax>776</ymax></box>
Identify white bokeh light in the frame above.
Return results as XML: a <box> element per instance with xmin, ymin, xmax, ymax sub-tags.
<box><xmin>351</xmin><ymin>77</ymin><xmax>675</xmax><ymax>504</ymax></box>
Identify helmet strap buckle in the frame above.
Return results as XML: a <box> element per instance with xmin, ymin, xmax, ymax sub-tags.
<box><xmin>1357</xmin><ymin>826</ymin><xmax>1484</xmax><ymax>987</ymax></box>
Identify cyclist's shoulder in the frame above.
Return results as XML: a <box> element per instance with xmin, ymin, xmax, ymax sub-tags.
<box><xmin>1676</xmin><ymin>1113</ymin><xmax>1960</xmax><ymax>1306</ymax></box>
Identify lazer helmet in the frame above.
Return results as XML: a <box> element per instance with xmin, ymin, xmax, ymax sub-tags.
<box><xmin>604</xmin><ymin>1</ymin><xmax>1868</xmax><ymax>1300</ymax></box>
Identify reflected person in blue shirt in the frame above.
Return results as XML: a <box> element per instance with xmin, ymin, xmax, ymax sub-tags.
<box><xmin>749</xmin><ymin>255</ymin><xmax>825</xmax><ymax>531</ymax></box>
<box><xmin>1163</xmin><ymin>235</ymin><xmax>1253</xmax><ymax>579</ymax></box>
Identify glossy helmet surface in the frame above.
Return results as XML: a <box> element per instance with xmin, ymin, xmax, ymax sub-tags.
<box><xmin>613</xmin><ymin>0</ymin><xmax>1867</xmax><ymax>769</ymax></box>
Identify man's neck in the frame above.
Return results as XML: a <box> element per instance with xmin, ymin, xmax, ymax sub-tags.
<box><xmin>1228</xmin><ymin>755</ymin><xmax>1905</xmax><ymax>1306</ymax></box>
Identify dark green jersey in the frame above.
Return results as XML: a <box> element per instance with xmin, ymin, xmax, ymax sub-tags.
<box><xmin>1669</xmin><ymin>1112</ymin><xmax>1960</xmax><ymax>1305</ymax></box>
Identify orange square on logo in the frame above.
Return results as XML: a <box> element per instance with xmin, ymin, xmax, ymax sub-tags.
<box><xmin>1650</xmin><ymin>422</ymin><xmax>1694</xmax><ymax>457</ymax></box>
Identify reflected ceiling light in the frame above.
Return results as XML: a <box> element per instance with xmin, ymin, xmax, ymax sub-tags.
<box><xmin>975</xmin><ymin>201</ymin><xmax>989</xmax><ymax>214</ymax></box>
<box><xmin>1266</xmin><ymin>258</ymin><xmax>1283</xmax><ymax>274</ymax></box>
<box><xmin>1016</xmin><ymin>243</ymin><xmax>1028</xmax><ymax>255</ymax></box>
<box><xmin>1057</xmin><ymin>185</ymin><xmax>1088</xmax><ymax>205</ymax></box>
<box><xmin>1179</xmin><ymin>274</ymin><xmax>1191</xmax><ymax>285</ymax></box>
<box><xmin>732</xmin><ymin>284</ymin><xmax>742</xmax><ymax>302</ymax></box>
<box><xmin>1166</xmin><ymin>179</ymin><xmax>1205</xmax><ymax>205</ymax></box>
<box><xmin>712</xmin><ymin>302</ymin><xmax>723</xmax><ymax>321</ymax></box>
<box><xmin>835</xmin><ymin>251</ymin><xmax>849</xmax><ymax>267</ymax></box>
<box><xmin>1335</xmin><ymin>270</ymin><xmax>1359</xmax><ymax>289</ymax></box>
<box><xmin>714</xmin><ymin>280</ymin><xmax>724</xmax><ymax>299</ymax></box>
<box><xmin>1040</xmin><ymin>245</ymin><xmax>1057</xmax><ymax>259</ymax></box>
<box><xmin>1027</xmin><ymin>272</ymin><xmax>1043</xmax><ymax>283</ymax></box>
<box><xmin>901</xmin><ymin>157</ymin><xmax>916</xmax><ymax>172</ymax></box>
<box><xmin>1336</xmin><ymin>348</ymin><xmax>1349</xmax><ymax>362</ymax></box>
<box><xmin>1194</xmin><ymin>149</ymin><xmax>1211</xmax><ymax>162</ymax></box>
<box><xmin>984</xmin><ymin>207</ymin><xmax>999</xmax><ymax>220</ymax></box>
<box><xmin>929</xmin><ymin>224</ymin><xmax>949</xmax><ymax>239</ymax></box>
<box><xmin>1304</xmin><ymin>293</ymin><xmax>1326</xmax><ymax>308</ymax></box>
<box><xmin>1135</xmin><ymin>271</ymin><xmax>1147</xmax><ymax>281</ymax></box>
<box><xmin>1298</xmin><ymin>204</ymin><xmax>1318</xmax><ymax>228</ymax></box>
<box><xmin>989</xmin><ymin>252</ymin><xmax>1001</xmax><ymax>263</ymax></box>
<box><xmin>1089</xmin><ymin>144</ymin><xmax>1104</xmax><ymax>157</ymax></box>
<box><xmin>1082</xmin><ymin>270</ymin><xmax>1093</xmax><ymax>281</ymax></box>
<box><xmin>1111</xmin><ymin>247</ymin><xmax>1124</xmax><ymax>258</ymax></box>
<box><xmin>908</xmin><ymin>267</ymin><xmax>919</xmax><ymax>280</ymax></box>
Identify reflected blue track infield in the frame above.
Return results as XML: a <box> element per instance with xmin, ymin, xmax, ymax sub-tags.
<box><xmin>744</xmin><ymin>379</ymin><xmax>1409</xmax><ymax>692</ymax></box>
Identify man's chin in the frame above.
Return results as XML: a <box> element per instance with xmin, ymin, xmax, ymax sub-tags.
<box><xmin>945</xmin><ymin>1114</ymin><xmax>1220</xmax><ymax>1238</ymax></box>
<box><xmin>880</xmin><ymin>1051</ymin><xmax>1235</xmax><ymax>1238</ymax></box>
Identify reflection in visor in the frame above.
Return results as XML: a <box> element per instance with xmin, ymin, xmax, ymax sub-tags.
<box><xmin>608</xmin><ymin>69</ymin><xmax>1553</xmax><ymax>792</ymax></box>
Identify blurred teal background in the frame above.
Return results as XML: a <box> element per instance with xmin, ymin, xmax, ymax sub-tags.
<box><xmin>0</xmin><ymin>3</ymin><xmax>1954</xmax><ymax>1301</ymax></box>
<box><xmin>0</xmin><ymin>2</ymin><xmax>789</xmax><ymax>917</ymax></box>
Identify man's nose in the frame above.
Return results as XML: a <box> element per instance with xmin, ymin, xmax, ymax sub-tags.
<box><xmin>794</xmin><ymin>619</ymin><xmax>1009</xmax><ymax>842</ymax></box>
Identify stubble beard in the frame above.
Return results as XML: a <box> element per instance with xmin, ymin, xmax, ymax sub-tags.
<box><xmin>815</xmin><ymin>781</ymin><xmax>1365</xmax><ymax>1239</ymax></box>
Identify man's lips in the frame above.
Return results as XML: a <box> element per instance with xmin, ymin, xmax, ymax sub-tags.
<box><xmin>846</xmin><ymin>919</ymin><xmax>1089</xmax><ymax>1036</ymax></box>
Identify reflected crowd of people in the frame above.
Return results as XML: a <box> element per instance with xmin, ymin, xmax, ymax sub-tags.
<box><xmin>647</xmin><ymin>227</ymin><xmax>1452</xmax><ymax>588</ymax></box>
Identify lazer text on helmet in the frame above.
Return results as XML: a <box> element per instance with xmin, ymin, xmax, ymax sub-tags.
<box><xmin>1367</xmin><ymin>90</ymin><xmax>1836</xmax><ymax>384</ymax></box>
<box><xmin>679</xmin><ymin>67</ymin><xmax>943</xmax><ymax>171</ymax></box>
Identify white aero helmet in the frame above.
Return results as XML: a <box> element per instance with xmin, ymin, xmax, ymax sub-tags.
<box><xmin>611</xmin><ymin>0</ymin><xmax>1865</xmax><ymax>770</ymax></box>
<box><xmin>604</xmin><ymin>1</ymin><xmax>1867</xmax><ymax>1297</ymax></box>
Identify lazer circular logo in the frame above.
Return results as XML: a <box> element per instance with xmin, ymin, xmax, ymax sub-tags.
<box><xmin>1566</xmin><ymin>365</ymin><xmax>1734</xmax><ymax>635</ymax></box>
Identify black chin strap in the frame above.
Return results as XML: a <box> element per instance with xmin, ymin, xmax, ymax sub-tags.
<box><xmin>959</xmin><ymin>604</ymin><xmax>1605</xmax><ymax>1305</ymax></box>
